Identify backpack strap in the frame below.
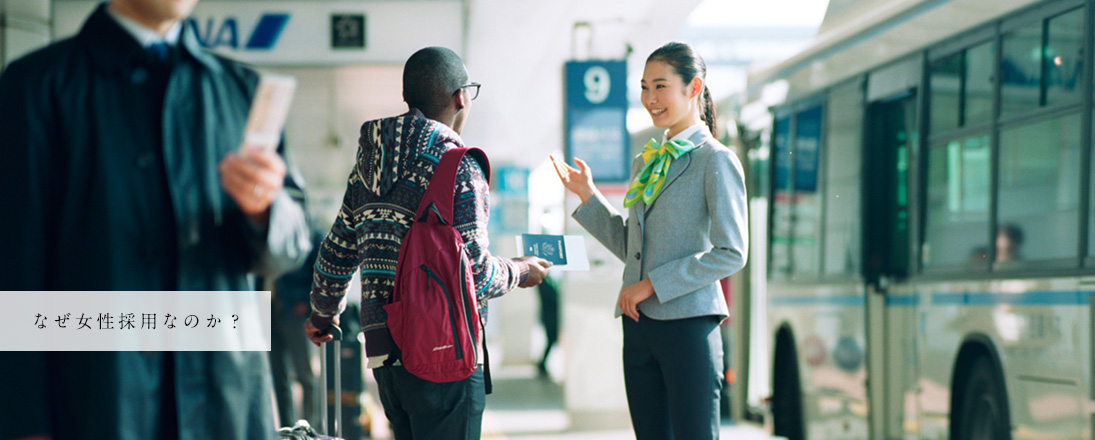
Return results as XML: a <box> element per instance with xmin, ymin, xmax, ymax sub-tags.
<box><xmin>466</xmin><ymin>148</ymin><xmax>491</xmax><ymax>185</ymax></box>
<box><xmin>417</xmin><ymin>147</ymin><xmax>490</xmax><ymax>224</ymax></box>
<box><xmin>482</xmin><ymin>321</ymin><xmax>493</xmax><ymax>395</ymax></box>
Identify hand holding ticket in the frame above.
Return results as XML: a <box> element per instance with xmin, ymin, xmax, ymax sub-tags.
<box><xmin>242</xmin><ymin>73</ymin><xmax>297</xmax><ymax>151</ymax></box>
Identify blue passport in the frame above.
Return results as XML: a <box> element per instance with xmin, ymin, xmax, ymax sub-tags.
<box><xmin>521</xmin><ymin>234</ymin><xmax>568</xmax><ymax>265</ymax></box>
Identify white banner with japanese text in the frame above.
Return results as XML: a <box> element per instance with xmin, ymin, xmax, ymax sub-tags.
<box><xmin>0</xmin><ymin>291</ymin><xmax>271</xmax><ymax>351</ymax></box>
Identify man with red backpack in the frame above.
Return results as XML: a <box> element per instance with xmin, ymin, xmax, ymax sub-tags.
<box><xmin>304</xmin><ymin>46</ymin><xmax>551</xmax><ymax>440</ymax></box>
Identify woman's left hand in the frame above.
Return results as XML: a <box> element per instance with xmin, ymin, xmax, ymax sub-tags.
<box><xmin>619</xmin><ymin>278</ymin><xmax>655</xmax><ymax>322</ymax></box>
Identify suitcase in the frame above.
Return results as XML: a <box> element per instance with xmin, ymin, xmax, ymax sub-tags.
<box><xmin>277</xmin><ymin>325</ymin><xmax>345</xmax><ymax>440</ymax></box>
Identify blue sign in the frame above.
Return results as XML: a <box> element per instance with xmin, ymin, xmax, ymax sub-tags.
<box><xmin>494</xmin><ymin>166</ymin><xmax>529</xmax><ymax>196</ymax></box>
<box><xmin>773</xmin><ymin>115</ymin><xmax>791</xmax><ymax>191</ymax></box>
<box><xmin>794</xmin><ymin>106</ymin><xmax>822</xmax><ymax>193</ymax></box>
<box><xmin>489</xmin><ymin>166</ymin><xmax>529</xmax><ymax>236</ymax></box>
<box><xmin>187</xmin><ymin>13</ymin><xmax>289</xmax><ymax>50</ymax></box>
<box><xmin>565</xmin><ymin>60</ymin><xmax>629</xmax><ymax>182</ymax></box>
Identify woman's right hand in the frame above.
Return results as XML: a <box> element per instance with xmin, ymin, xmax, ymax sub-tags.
<box><xmin>549</xmin><ymin>154</ymin><xmax>596</xmax><ymax>204</ymax></box>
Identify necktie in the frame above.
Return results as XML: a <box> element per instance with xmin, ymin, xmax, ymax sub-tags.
<box><xmin>147</xmin><ymin>42</ymin><xmax>171</xmax><ymax>62</ymax></box>
<box><xmin>623</xmin><ymin>138</ymin><xmax>697</xmax><ymax>207</ymax></box>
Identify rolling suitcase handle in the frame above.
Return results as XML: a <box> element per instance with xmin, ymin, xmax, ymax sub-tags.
<box><xmin>319</xmin><ymin>324</ymin><xmax>343</xmax><ymax>439</ymax></box>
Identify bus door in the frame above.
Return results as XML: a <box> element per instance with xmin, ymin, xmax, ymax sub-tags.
<box><xmin>862</xmin><ymin>88</ymin><xmax>919</xmax><ymax>439</ymax></box>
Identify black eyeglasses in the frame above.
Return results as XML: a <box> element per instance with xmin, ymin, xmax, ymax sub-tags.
<box><xmin>456</xmin><ymin>82</ymin><xmax>481</xmax><ymax>101</ymax></box>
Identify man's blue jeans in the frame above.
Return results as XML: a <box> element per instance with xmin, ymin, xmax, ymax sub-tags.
<box><xmin>373</xmin><ymin>365</ymin><xmax>485</xmax><ymax>439</ymax></box>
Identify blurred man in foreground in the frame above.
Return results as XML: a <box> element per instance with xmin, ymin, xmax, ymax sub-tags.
<box><xmin>0</xmin><ymin>0</ymin><xmax>311</xmax><ymax>438</ymax></box>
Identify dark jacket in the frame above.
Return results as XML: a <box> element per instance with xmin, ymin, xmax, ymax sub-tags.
<box><xmin>0</xmin><ymin>4</ymin><xmax>310</xmax><ymax>439</ymax></box>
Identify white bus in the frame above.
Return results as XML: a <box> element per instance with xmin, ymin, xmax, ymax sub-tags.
<box><xmin>737</xmin><ymin>0</ymin><xmax>1095</xmax><ymax>438</ymax></box>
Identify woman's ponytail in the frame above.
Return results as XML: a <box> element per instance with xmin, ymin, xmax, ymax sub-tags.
<box><xmin>701</xmin><ymin>85</ymin><xmax>717</xmax><ymax>136</ymax></box>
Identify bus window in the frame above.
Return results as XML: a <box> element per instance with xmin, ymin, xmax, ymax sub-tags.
<box><xmin>824</xmin><ymin>82</ymin><xmax>863</xmax><ymax>276</ymax></box>
<box><xmin>1000</xmin><ymin>21</ymin><xmax>1043</xmax><ymax>117</ymax></box>
<box><xmin>771</xmin><ymin>115</ymin><xmax>793</xmax><ymax>279</ymax></box>
<box><xmin>1086</xmin><ymin>110</ymin><xmax>1095</xmax><ymax>262</ymax></box>
<box><xmin>930</xmin><ymin>40</ymin><xmax>993</xmax><ymax>132</ymax></box>
<box><xmin>1090</xmin><ymin>111</ymin><xmax>1095</xmax><ymax>262</ymax></box>
<box><xmin>964</xmin><ymin>41</ymin><xmax>994</xmax><ymax>126</ymax></box>
<box><xmin>1045</xmin><ymin>8</ymin><xmax>1083</xmax><ymax>106</ymax></box>
<box><xmin>929</xmin><ymin>52</ymin><xmax>961</xmax><ymax>133</ymax></box>
<box><xmin>792</xmin><ymin>106</ymin><xmax>823</xmax><ymax>276</ymax></box>
<box><xmin>769</xmin><ymin>104</ymin><xmax>825</xmax><ymax>279</ymax></box>
<box><xmin>997</xmin><ymin>114</ymin><xmax>1081</xmax><ymax>266</ymax></box>
<box><xmin>923</xmin><ymin>134</ymin><xmax>991</xmax><ymax>269</ymax></box>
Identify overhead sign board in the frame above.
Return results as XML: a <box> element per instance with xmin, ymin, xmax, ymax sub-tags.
<box><xmin>565</xmin><ymin>60</ymin><xmax>629</xmax><ymax>183</ymax></box>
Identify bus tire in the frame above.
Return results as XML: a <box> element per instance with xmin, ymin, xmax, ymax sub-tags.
<box><xmin>772</xmin><ymin>338</ymin><xmax>805</xmax><ymax>440</ymax></box>
<box><xmin>954</xmin><ymin>356</ymin><xmax>1011</xmax><ymax>440</ymax></box>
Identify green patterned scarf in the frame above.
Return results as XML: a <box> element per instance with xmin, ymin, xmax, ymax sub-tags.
<box><xmin>623</xmin><ymin>138</ymin><xmax>697</xmax><ymax>207</ymax></box>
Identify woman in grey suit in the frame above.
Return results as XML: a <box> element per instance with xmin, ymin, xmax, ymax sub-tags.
<box><xmin>551</xmin><ymin>42</ymin><xmax>747</xmax><ymax>440</ymax></box>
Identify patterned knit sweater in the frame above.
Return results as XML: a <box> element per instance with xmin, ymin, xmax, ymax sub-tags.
<box><xmin>309</xmin><ymin>109</ymin><xmax>528</xmax><ymax>361</ymax></box>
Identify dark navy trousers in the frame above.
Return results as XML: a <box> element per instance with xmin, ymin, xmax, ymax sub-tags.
<box><xmin>623</xmin><ymin>313</ymin><xmax>723</xmax><ymax>440</ymax></box>
<box><xmin>373</xmin><ymin>365</ymin><xmax>486</xmax><ymax>439</ymax></box>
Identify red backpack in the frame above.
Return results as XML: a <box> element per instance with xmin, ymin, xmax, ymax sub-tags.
<box><xmin>384</xmin><ymin>147</ymin><xmax>490</xmax><ymax>383</ymax></box>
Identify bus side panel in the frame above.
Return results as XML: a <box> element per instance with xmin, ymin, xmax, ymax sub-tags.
<box><xmin>768</xmin><ymin>283</ymin><xmax>868</xmax><ymax>439</ymax></box>
<box><xmin>918</xmin><ymin>279</ymin><xmax>1089</xmax><ymax>440</ymax></box>
<box><xmin>880</xmin><ymin>285</ymin><xmax>922</xmax><ymax>440</ymax></box>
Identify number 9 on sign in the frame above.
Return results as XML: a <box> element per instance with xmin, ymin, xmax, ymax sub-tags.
<box><xmin>583</xmin><ymin>66</ymin><xmax>610</xmax><ymax>104</ymax></box>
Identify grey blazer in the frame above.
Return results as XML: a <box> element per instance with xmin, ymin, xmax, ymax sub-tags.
<box><xmin>573</xmin><ymin>130</ymin><xmax>748</xmax><ymax>320</ymax></box>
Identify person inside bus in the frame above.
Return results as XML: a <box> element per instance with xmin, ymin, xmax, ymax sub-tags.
<box><xmin>550</xmin><ymin>41</ymin><xmax>747</xmax><ymax>440</ymax></box>
<box><xmin>995</xmin><ymin>223</ymin><xmax>1024</xmax><ymax>264</ymax></box>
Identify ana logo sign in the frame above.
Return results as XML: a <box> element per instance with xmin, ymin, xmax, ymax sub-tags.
<box><xmin>186</xmin><ymin>14</ymin><xmax>290</xmax><ymax>50</ymax></box>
